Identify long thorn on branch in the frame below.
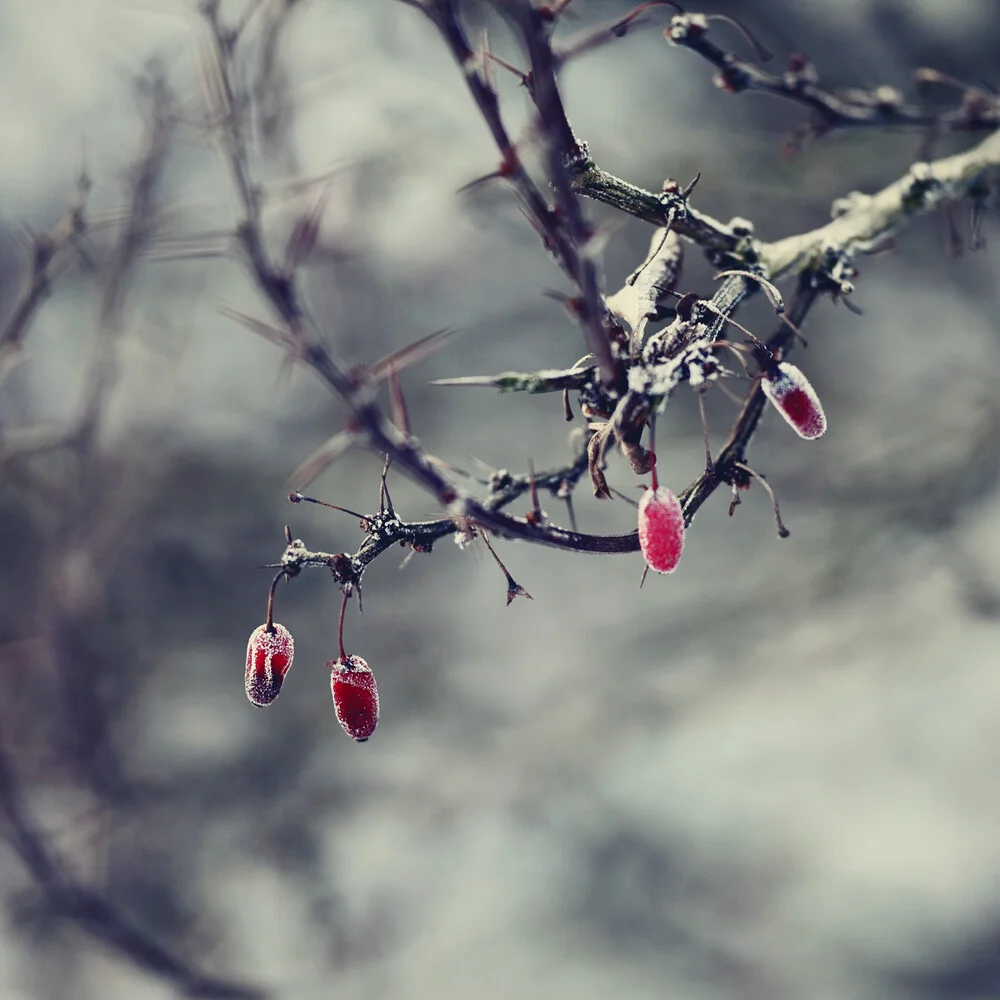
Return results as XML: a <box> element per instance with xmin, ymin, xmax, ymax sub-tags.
<box><xmin>477</xmin><ymin>526</ymin><xmax>533</xmax><ymax>606</ymax></box>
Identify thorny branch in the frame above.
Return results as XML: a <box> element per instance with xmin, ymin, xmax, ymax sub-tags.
<box><xmin>0</xmin><ymin>172</ymin><xmax>91</xmax><ymax>389</ymax></box>
<box><xmin>0</xmin><ymin>66</ymin><xmax>267</xmax><ymax>1000</ymax></box>
<box><xmin>664</xmin><ymin>11</ymin><xmax>1000</xmax><ymax>141</ymax></box>
<box><xmin>3</xmin><ymin>2</ymin><xmax>998</xmax><ymax>989</ymax></box>
<box><xmin>0</xmin><ymin>722</ymin><xmax>264</xmax><ymax>1000</ymax></box>
<box><xmin>206</xmin><ymin>1</ymin><xmax>1000</xmax><ymax>570</ymax></box>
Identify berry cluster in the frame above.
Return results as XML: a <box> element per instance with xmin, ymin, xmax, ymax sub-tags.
<box><xmin>241</xmin><ymin>312</ymin><xmax>827</xmax><ymax>739</ymax></box>
<box><xmin>637</xmin><ymin>349</ymin><xmax>825</xmax><ymax>577</ymax></box>
<box><xmin>245</xmin><ymin>579</ymin><xmax>379</xmax><ymax>742</ymax></box>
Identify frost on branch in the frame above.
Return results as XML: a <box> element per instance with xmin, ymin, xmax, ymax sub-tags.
<box><xmin>605</xmin><ymin>226</ymin><xmax>684</xmax><ymax>352</ymax></box>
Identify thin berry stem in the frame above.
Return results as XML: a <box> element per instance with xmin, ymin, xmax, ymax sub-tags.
<box><xmin>265</xmin><ymin>571</ymin><xmax>283</xmax><ymax>632</ymax></box>
<box><xmin>337</xmin><ymin>588</ymin><xmax>349</xmax><ymax>662</ymax></box>
<box><xmin>648</xmin><ymin>412</ymin><xmax>659</xmax><ymax>491</ymax></box>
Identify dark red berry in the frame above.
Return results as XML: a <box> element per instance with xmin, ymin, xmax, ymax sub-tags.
<box><xmin>329</xmin><ymin>655</ymin><xmax>379</xmax><ymax>742</ymax></box>
<box><xmin>245</xmin><ymin>623</ymin><xmax>294</xmax><ymax>707</ymax></box>
<box><xmin>761</xmin><ymin>362</ymin><xmax>827</xmax><ymax>440</ymax></box>
<box><xmin>638</xmin><ymin>485</ymin><xmax>685</xmax><ymax>574</ymax></box>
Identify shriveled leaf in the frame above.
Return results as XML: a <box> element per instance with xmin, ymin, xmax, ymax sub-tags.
<box><xmin>587</xmin><ymin>423</ymin><xmax>615</xmax><ymax>499</ymax></box>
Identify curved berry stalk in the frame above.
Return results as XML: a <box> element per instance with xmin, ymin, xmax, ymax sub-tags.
<box><xmin>245</xmin><ymin>573</ymin><xmax>294</xmax><ymax>706</ymax></box>
<box><xmin>761</xmin><ymin>361</ymin><xmax>827</xmax><ymax>440</ymax></box>
<box><xmin>328</xmin><ymin>590</ymin><xmax>379</xmax><ymax>742</ymax></box>
<box><xmin>637</xmin><ymin>418</ymin><xmax>685</xmax><ymax>575</ymax></box>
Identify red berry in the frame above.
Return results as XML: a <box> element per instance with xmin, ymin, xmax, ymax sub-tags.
<box><xmin>761</xmin><ymin>362</ymin><xmax>827</xmax><ymax>440</ymax></box>
<box><xmin>638</xmin><ymin>485</ymin><xmax>685</xmax><ymax>574</ymax></box>
<box><xmin>329</xmin><ymin>655</ymin><xmax>379</xmax><ymax>742</ymax></box>
<box><xmin>245</xmin><ymin>623</ymin><xmax>294</xmax><ymax>707</ymax></box>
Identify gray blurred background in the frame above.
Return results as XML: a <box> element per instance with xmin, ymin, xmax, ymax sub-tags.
<box><xmin>2</xmin><ymin>1</ymin><xmax>1000</xmax><ymax>998</ymax></box>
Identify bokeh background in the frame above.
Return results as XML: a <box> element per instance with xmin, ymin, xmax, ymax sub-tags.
<box><xmin>2</xmin><ymin>1</ymin><xmax>1000</xmax><ymax>998</ymax></box>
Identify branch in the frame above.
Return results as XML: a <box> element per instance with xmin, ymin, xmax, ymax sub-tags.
<box><xmin>0</xmin><ymin>727</ymin><xmax>265</xmax><ymax>1000</ymax></box>
<box><xmin>419</xmin><ymin>0</ymin><xmax>621</xmax><ymax>387</ymax></box>
<box><xmin>665</xmin><ymin>13</ymin><xmax>999</xmax><ymax>138</ymax></box>
<box><xmin>566</xmin><ymin>153</ymin><xmax>745</xmax><ymax>256</ymax></box>
<box><xmin>283</xmin><ymin>447</ymin><xmax>624</xmax><ymax>591</ymax></box>
<box><xmin>677</xmin><ymin>274</ymin><xmax>819</xmax><ymax>522</ymax></box>
<box><xmin>0</xmin><ymin>170</ymin><xmax>91</xmax><ymax>386</ymax></box>
<box><xmin>206</xmin><ymin>3</ymin><xmax>643</xmax><ymax>557</ymax></box>
<box><xmin>75</xmin><ymin>70</ymin><xmax>176</xmax><ymax>455</ymax></box>
<box><xmin>760</xmin><ymin>129</ymin><xmax>1000</xmax><ymax>278</ymax></box>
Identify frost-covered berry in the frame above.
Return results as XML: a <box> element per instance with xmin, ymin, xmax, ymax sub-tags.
<box><xmin>638</xmin><ymin>485</ymin><xmax>685</xmax><ymax>574</ymax></box>
<box><xmin>761</xmin><ymin>362</ymin><xmax>827</xmax><ymax>440</ymax></box>
<box><xmin>245</xmin><ymin>623</ymin><xmax>294</xmax><ymax>707</ymax></box>
<box><xmin>329</xmin><ymin>655</ymin><xmax>379</xmax><ymax>742</ymax></box>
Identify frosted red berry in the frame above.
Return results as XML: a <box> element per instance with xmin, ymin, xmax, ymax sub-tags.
<box><xmin>638</xmin><ymin>485</ymin><xmax>685</xmax><ymax>574</ymax></box>
<box><xmin>245</xmin><ymin>623</ymin><xmax>294</xmax><ymax>707</ymax></box>
<box><xmin>329</xmin><ymin>655</ymin><xmax>379</xmax><ymax>742</ymax></box>
<box><xmin>761</xmin><ymin>362</ymin><xmax>826</xmax><ymax>440</ymax></box>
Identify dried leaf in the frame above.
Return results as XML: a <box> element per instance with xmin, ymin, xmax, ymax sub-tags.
<box><xmin>587</xmin><ymin>423</ymin><xmax>615</xmax><ymax>499</ymax></box>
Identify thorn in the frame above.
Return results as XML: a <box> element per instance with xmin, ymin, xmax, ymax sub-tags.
<box><xmin>562</xmin><ymin>387</ymin><xmax>574</xmax><ymax>421</ymax></box>
<box><xmin>525</xmin><ymin>459</ymin><xmax>547</xmax><ymax>524</ymax></box>
<box><xmin>564</xmin><ymin>494</ymin><xmax>578</xmax><ymax>531</ymax></box>
<box><xmin>482</xmin><ymin>50</ymin><xmax>531</xmax><ymax>87</ymax></box>
<box><xmin>479</xmin><ymin>28</ymin><xmax>495</xmax><ymax>93</ymax></box>
<box><xmin>289</xmin><ymin>492</ymin><xmax>371</xmax><ymax>525</ymax></box>
<box><xmin>478</xmin><ymin>528</ymin><xmax>533</xmax><ymax>606</ymax></box>
<box><xmin>696</xmin><ymin>389</ymin><xmax>713</xmax><ymax>474</ymax></box>
<box><xmin>426</xmin><ymin>453</ymin><xmax>490</xmax><ymax>485</ymax></box>
<box><xmin>388</xmin><ymin>366</ymin><xmax>411</xmax><ymax>438</ymax></box>
<box><xmin>705</xmin><ymin>12</ymin><xmax>773</xmax><ymax>61</ymax></box>
<box><xmin>626</xmin><ymin>223</ymin><xmax>672</xmax><ymax>287</ymax></box>
<box><xmin>457</xmin><ymin>165</ymin><xmax>511</xmax><ymax>194</ymax></box>
<box><xmin>681</xmin><ymin>171</ymin><xmax>701</xmax><ymax>199</ymax></box>
<box><xmin>284</xmin><ymin>524</ymin><xmax>293</xmax><ymax>545</ymax></box>
<box><xmin>944</xmin><ymin>202</ymin><xmax>963</xmax><ymax>258</ymax></box>
<box><xmin>367</xmin><ymin>328</ymin><xmax>457</xmax><ymax>385</ymax></box>
<box><xmin>971</xmin><ymin>199</ymin><xmax>987</xmax><ymax>251</ymax></box>
<box><xmin>380</xmin><ymin>455</ymin><xmax>395</xmax><ymax>516</ymax></box>
<box><xmin>734</xmin><ymin>462</ymin><xmax>790</xmax><ymax>538</ymax></box>
<box><xmin>648</xmin><ymin>411</ymin><xmax>659</xmax><ymax>492</ymax></box>
<box><xmin>610</xmin><ymin>486</ymin><xmax>640</xmax><ymax>509</ymax></box>
<box><xmin>639</xmin><ymin>564</ymin><xmax>650</xmax><ymax>589</ymax></box>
